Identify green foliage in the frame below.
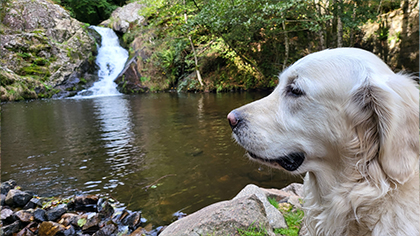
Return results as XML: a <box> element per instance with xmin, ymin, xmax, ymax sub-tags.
<box><xmin>52</xmin><ymin>0</ymin><xmax>119</xmax><ymax>25</ymax></box>
<box><xmin>268</xmin><ymin>197</ymin><xmax>279</xmax><ymax>209</ymax></box>
<box><xmin>275</xmin><ymin>203</ymin><xmax>305</xmax><ymax>236</ymax></box>
<box><xmin>131</xmin><ymin>0</ymin><xmax>395</xmax><ymax>92</ymax></box>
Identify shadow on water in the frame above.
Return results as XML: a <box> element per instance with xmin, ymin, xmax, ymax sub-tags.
<box><xmin>1</xmin><ymin>92</ymin><xmax>303</xmax><ymax>226</ymax></box>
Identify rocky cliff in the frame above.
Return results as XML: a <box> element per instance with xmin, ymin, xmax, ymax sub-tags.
<box><xmin>0</xmin><ymin>0</ymin><xmax>100</xmax><ymax>101</ymax></box>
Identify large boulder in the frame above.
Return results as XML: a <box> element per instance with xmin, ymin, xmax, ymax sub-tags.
<box><xmin>160</xmin><ymin>194</ymin><xmax>276</xmax><ymax>236</ymax></box>
<box><xmin>100</xmin><ymin>2</ymin><xmax>146</xmax><ymax>34</ymax></box>
<box><xmin>0</xmin><ymin>0</ymin><xmax>100</xmax><ymax>101</ymax></box>
<box><xmin>114</xmin><ymin>54</ymin><xmax>149</xmax><ymax>94</ymax></box>
<box><xmin>160</xmin><ymin>183</ymin><xmax>304</xmax><ymax>236</ymax></box>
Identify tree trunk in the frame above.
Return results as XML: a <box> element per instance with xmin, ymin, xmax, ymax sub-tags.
<box><xmin>336</xmin><ymin>0</ymin><xmax>343</xmax><ymax>47</ymax></box>
<box><xmin>184</xmin><ymin>0</ymin><xmax>203</xmax><ymax>86</ymax></box>
<box><xmin>282</xmin><ymin>19</ymin><xmax>289</xmax><ymax>70</ymax></box>
<box><xmin>349</xmin><ymin>2</ymin><xmax>357</xmax><ymax>46</ymax></box>
<box><xmin>316</xmin><ymin>0</ymin><xmax>327</xmax><ymax>50</ymax></box>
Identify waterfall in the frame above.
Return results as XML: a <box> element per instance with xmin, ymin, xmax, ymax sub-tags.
<box><xmin>74</xmin><ymin>26</ymin><xmax>128</xmax><ymax>98</ymax></box>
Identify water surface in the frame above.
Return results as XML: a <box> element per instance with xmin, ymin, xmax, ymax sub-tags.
<box><xmin>1</xmin><ymin>92</ymin><xmax>303</xmax><ymax>226</ymax></box>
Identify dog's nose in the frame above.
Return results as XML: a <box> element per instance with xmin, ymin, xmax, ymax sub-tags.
<box><xmin>227</xmin><ymin>110</ymin><xmax>240</xmax><ymax>129</ymax></box>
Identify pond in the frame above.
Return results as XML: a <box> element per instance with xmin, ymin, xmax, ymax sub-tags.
<box><xmin>1</xmin><ymin>92</ymin><xmax>303</xmax><ymax>226</ymax></box>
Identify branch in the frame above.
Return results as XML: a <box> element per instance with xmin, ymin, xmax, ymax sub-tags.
<box><xmin>143</xmin><ymin>174</ymin><xmax>177</xmax><ymax>190</ymax></box>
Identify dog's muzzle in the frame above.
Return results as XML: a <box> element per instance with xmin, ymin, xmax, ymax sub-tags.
<box><xmin>248</xmin><ymin>152</ymin><xmax>305</xmax><ymax>171</ymax></box>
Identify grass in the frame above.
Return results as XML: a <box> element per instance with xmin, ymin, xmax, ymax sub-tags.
<box><xmin>268</xmin><ymin>197</ymin><xmax>305</xmax><ymax>236</ymax></box>
<box><xmin>274</xmin><ymin>208</ymin><xmax>304</xmax><ymax>236</ymax></box>
<box><xmin>237</xmin><ymin>222</ymin><xmax>270</xmax><ymax>236</ymax></box>
<box><xmin>268</xmin><ymin>197</ymin><xmax>279</xmax><ymax>209</ymax></box>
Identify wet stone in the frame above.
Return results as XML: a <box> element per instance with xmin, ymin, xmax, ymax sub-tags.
<box><xmin>68</xmin><ymin>195</ymin><xmax>98</xmax><ymax>212</ymax></box>
<box><xmin>33</xmin><ymin>208</ymin><xmax>47</xmax><ymax>222</ymax></box>
<box><xmin>1</xmin><ymin>207</ymin><xmax>15</xmax><ymax>221</ymax></box>
<box><xmin>62</xmin><ymin>224</ymin><xmax>77</xmax><ymax>236</ymax></box>
<box><xmin>1</xmin><ymin>180</ymin><xmax>17</xmax><ymax>195</ymax></box>
<box><xmin>38</xmin><ymin>221</ymin><xmax>66</xmax><ymax>236</ymax></box>
<box><xmin>5</xmin><ymin>189</ymin><xmax>32</xmax><ymax>207</ymax></box>
<box><xmin>15</xmin><ymin>209</ymin><xmax>34</xmax><ymax>222</ymax></box>
<box><xmin>23</xmin><ymin>197</ymin><xmax>43</xmax><ymax>209</ymax></box>
<box><xmin>59</xmin><ymin>213</ymin><xmax>81</xmax><ymax>227</ymax></box>
<box><xmin>1</xmin><ymin>194</ymin><xmax>6</xmax><ymax>206</ymax></box>
<box><xmin>16</xmin><ymin>228</ymin><xmax>36</xmax><ymax>236</ymax></box>
<box><xmin>114</xmin><ymin>225</ymin><xmax>130</xmax><ymax>236</ymax></box>
<box><xmin>47</xmin><ymin>204</ymin><xmax>67</xmax><ymax>221</ymax></box>
<box><xmin>122</xmin><ymin>211</ymin><xmax>142</xmax><ymax>229</ymax></box>
<box><xmin>82</xmin><ymin>213</ymin><xmax>102</xmax><ymax>233</ymax></box>
<box><xmin>92</xmin><ymin>223</ymin><xmax>117</xmax><ymax>236</ymax></box>
<box><xmin>97</xmin><ymin>199</ymin><xmax>114</xmax><ymax>218</ymax></box>
<box><xmin>111</xmin><ymin>207</ymin><xmax>129</xmax><ymax>224</ymax></box>
<box><xmin>1</xmin><ymin>220</ymin><xmax>21</xmax><ymax>236</ymax></box>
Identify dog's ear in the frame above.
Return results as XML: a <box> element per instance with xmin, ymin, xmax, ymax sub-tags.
<box><xmin>346</xmin><ymin>75</ymin><xmax>419</xmax><ymax>184</ymax></box>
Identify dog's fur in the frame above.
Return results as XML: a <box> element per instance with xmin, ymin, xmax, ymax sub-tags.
<box><xmin>228</xmin><ymin>48</ymin><xmax>419</xmax><ymax>236</ymax></box>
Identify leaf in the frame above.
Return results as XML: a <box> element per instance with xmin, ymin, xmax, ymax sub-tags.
<box><xmin>77</xmin><ymin>218</ymin><xmax>87</xmax><ymax>227</ymax></box>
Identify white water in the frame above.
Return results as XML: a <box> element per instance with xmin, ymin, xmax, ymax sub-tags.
<box><xmin>74</xmin><ymin>26</ymin><xmax>128</xmax><ymax>98</ymax></box>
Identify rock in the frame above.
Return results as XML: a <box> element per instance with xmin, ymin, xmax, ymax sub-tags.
<box><xmin>234</xmin><ymin>184</ymin><xmax>287</xmax><ymax>229</ymax></box>
<box><xmin>92</xmin><ymin>223</ymin><xmax>117</xmax><ymax>236</ymax></box>
<box><xmin>68</xmin><ymin>195</ymin><xmax>99</xmax><ymax>212</ymax></box>
<box><xmin>111</xmin><ymin>207</ymin><xmax>130</xmax><ymax>224</ymax></box>
<box><xmin>113</xmin><ymin>225</ymin><xmax>130</xmax><ymax>235</ymax></box>
<box><xmin>23</xmin><ymin>197</ymin><xmax>43</xmax><ymax>210</ymax></box>
<box><xmin>47</xmin><ymin>204</ymin><xmax>67</xmax><ymax>221</ymax></box>
<box><xmin>0</xmin><ymin>0</ymin><xmax>99</xmax><ymax>101</ymax></box>
<box><xmin>262</xmin><ymin>183</ymin><xmax>304</xmax><ymax>209</ymax></box>
<box><xmin>58</xmin><ymin>213</ymin><xmax>81</xmax><ymax>227</ymax></box>
<box><xmin>159</xmin><ymin>194</ymin><xmax>275</xmax><ymax>236</ymax></box>
<box><xmin>15</xmin><ymin>209</ymin><xmax>34</xmax><ymax>222</ymax></box>
<box><xmin>1</xmin><ymin>221</ymin><xmax>21</xmax><ymax>236</ymax></box>
<box><xmin>121</xmin><ymin>211</ymin><xmax>142</xmax><ymax>229</ymax></box>
<box><xmin>5</xmin><ymin>189</ymin><xmax>32</xmax><ymax>207</ymax></box>
<box><xmin>16</xmin><ymin>228</ymin><xmax>36</xmax><ymax>236</ymax></box>
<box><xmin>1</xmin><ymin>194</ymin><xmax>6</xmax><ymax>206</ymax></box>
<box><xmin>38</xmin><ymin>221</ymin><xmax>67</xmax><ymax>236</ymax></box>
<box><xmin>62</xmin><ymin>225</ymin><xmax>77</xmax><ymax>236</ymax></box>
<box><xmin>114</xmin><ymin>56</ymin><xmax>149</xmax><ymax>94</ymax></box>
<box><xmin>82</xmin><ymin>212</ymin><xmax>101</xmax><ymax>233</ymax></box>
<box><xmin>129</xmin><ymin>226</ymin><xmax>148</xmax><ymax>236</ymax></box>
<box><xmin>33</xmin><ymin>208</ymin><xmax>48</xmax><ymax>222</ymax></box>
<box><xmin>1</xmin><ymin>208</ymin><xmax>15</xmax><ymax>223</ymax></box>
<box><xmin>100</xmin><ymin>3</ymin><xmax>146</xmax><ymax>34</ymax></box>
<box><xmin>97</xmin><ymin>198</ymin><xmax>114</xmax><ymax>218</ymax></box>
<box><xmin>1</xmin><ymin>180</ymin><xmax>17</xmax><ymax>195</ymax></box>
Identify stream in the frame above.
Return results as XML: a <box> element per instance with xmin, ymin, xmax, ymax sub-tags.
<box><xmin>1</xmin><ymin>26</ymin><xmax>302</xmax><ymax>227</ymax></box>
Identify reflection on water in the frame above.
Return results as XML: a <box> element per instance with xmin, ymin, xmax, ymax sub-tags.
<box><xmin>2</xmin><ymin>92</ymin><xmax>302</xmax><ymax>226</ymax></box>
<box><xmin>92</xmin><ymin>96</ymin><xmax>137</xmax><ymax>190</ymax></box>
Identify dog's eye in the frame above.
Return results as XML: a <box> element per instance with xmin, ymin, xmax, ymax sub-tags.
<box><xmin>286</xmin><ymin>84</ymin><xmax>305</xmax><ymax>97</ymax></box>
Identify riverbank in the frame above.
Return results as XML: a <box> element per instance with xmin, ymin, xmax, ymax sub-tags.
<box><xmin>0</xmin><ymin>180</ymin><xmax>163</xmax><ymax>236</ymax></box>
<box><xmin>1</xmin><ymin>179</ymin><xmax>306</xmax><ymax>236</ymax></box>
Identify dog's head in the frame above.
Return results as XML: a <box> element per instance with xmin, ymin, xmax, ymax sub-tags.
<box><xmin>228</xmin><ymin>48</ymin><xmax>418</xmax><ymax>184</ymax></box>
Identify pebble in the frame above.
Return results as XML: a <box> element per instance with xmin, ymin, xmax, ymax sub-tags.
<box><xmin>0</xmin><ymin>180</ymin><xmax>151</xmax><ymax>236</ymax></box>
<box><xmin>1</xmin><ymin>180</ymin><xmax>17</xmax><ymax>195</ymax></box>
<box><xmin>33</xmin><ymin>208</ymin><xmax>47</xmax><ymax>222</ymax></box>
<box><xmin>47</xmin><ymin>204</ymin><xmax>67</xmax><ymax>221</ymax></box>
<box><xmin>5</xmin><ymin>189</ymin><xmax>32</xmax><ymax>207</ymax></box>
<box><xmin>2</xmin><ymin>220</ymin><xmax>21</xmax><ymax>236</ymax></box>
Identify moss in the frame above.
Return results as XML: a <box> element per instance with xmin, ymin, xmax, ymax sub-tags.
<box><xmin>18</xmin><ymin>64</ymin><xmax>51</xmax><ymax>78</ymax></box>
<box><xmin>29</xmin><ymin>44</ymin><xmax>50</xmax><ymax>53</ymax></box>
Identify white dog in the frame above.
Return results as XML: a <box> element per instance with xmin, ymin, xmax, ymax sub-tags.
<box><xmin>227</xmin><ymin>48</ymin><xmax>419</xmax><ymax>236</ymax></box>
